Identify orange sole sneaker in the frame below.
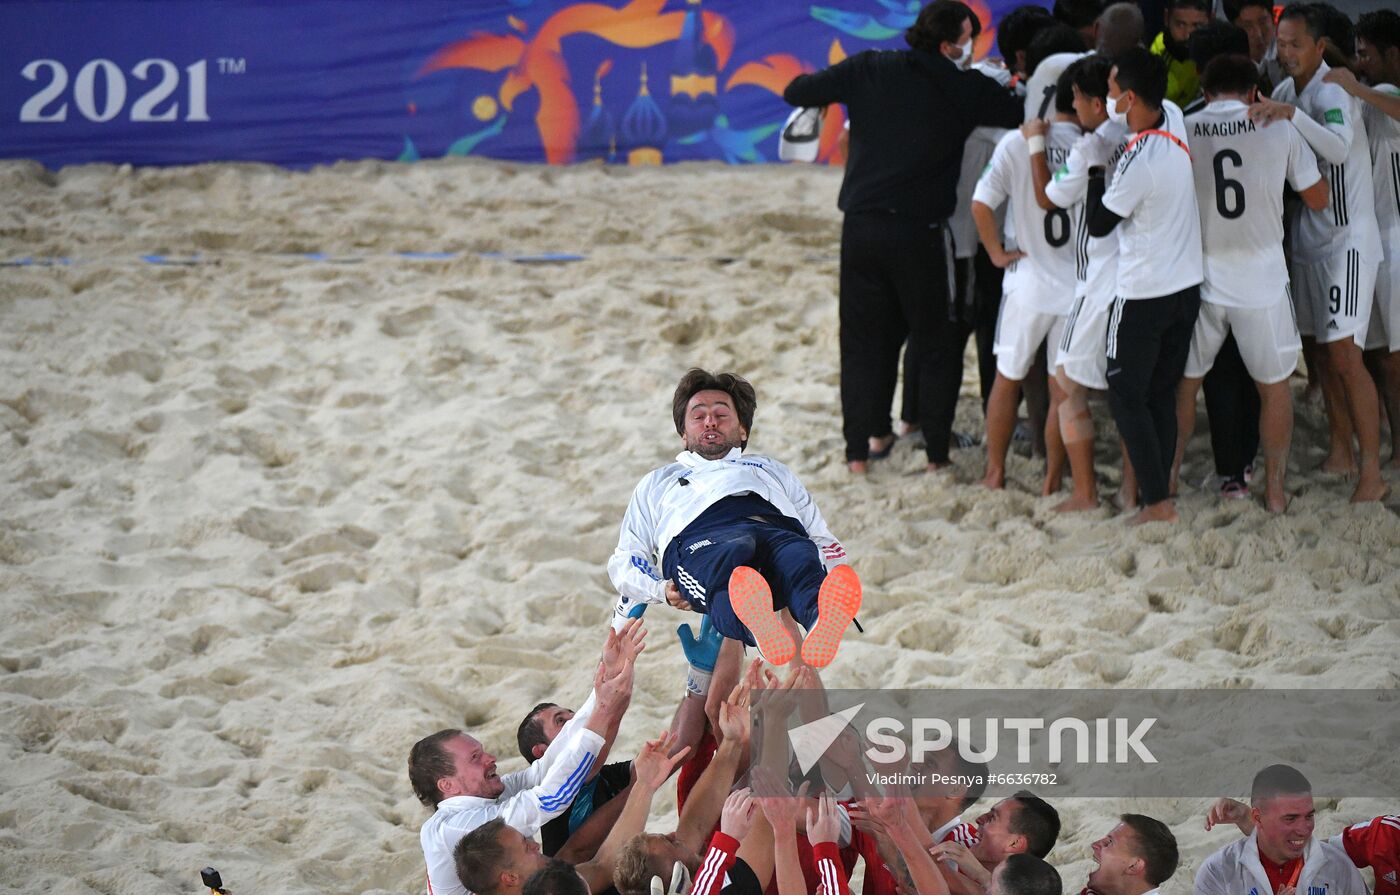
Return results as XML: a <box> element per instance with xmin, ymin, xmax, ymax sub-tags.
<box><xmin>800</xmin><ymin>564</ymin><xmax>862</xmax><ymax>668</ymax></box>
<box><xmin>728</xmin><ymin>566</ymin><xmax>797</xmax><ymax>666</ymax></box>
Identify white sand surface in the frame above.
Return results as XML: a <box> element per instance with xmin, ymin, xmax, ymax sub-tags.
<box><xmin>0</xmin><ymin>157</ymin><xmax>1396</xmax><ymax>895</ymax></box>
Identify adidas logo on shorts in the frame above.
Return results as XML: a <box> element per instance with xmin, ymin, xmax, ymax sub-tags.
<box><xmin>1327</xmin><ymin>319</ymin><xmax>1340</xmax><ymax>330</ymax></box>
<box><xmin>1384</xmin><ymin>871</ymin><xmax>1397</xmax><ymax>884</ymax></box>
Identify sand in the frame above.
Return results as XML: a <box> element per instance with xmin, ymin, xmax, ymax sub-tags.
<box><xmin>0</xmin><ymin>156</ymin><xmax>1396</xmax><ymax>895</ymax></box>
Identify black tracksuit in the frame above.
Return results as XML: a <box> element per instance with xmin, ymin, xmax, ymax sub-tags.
<box><xmin>784</xmin><ymin>49</ymin><xmax>1022</xmax><ymax>463</ymax></box>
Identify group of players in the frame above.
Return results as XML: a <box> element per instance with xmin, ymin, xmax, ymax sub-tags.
<box><xmin>787</xmin><ymin>0</ymin><xmax>1400</xmax><ymax>523</ymax></box>
<box><xmin>407</xmin><ymin>620</ymin><xmax>1398</xmax><ymax>895</ymax></box>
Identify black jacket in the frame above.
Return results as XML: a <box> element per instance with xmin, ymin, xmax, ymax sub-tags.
<box><xmin>784</xmin><ymin>49</ymin><xmax>1023</xmax><ymax>224</ymax></box>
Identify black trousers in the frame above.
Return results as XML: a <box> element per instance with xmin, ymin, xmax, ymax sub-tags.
<box><xmin>1105</xmin><ymin>286</ymin><xmax>1202</xmax><ymax>505</ymax></box>
<box><xmin>900</xmin><ymin>255</ymin><xmax>977</xmax><ymax>428</ymax></box>
<box><xmin>841</xmin><ymin>211</ymin><xmax>962</xmax><ymax>464</ymax></box>
<box><xmin>1202</xmin><ymin>333</ymin><xmax>1260</xmax><ymax>479</ymax></box>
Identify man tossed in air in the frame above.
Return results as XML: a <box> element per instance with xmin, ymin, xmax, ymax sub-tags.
<box><xmin>609</xmin><ymin>368</ymin><xmax>861</xmax><ymax>668</ymax></box>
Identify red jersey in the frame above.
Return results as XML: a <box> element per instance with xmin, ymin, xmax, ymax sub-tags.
<box><xmin>1338</xmin><ymin>815</ymin><xmax>1400</xmax><ymax>895</ymax></box>
<box><xmin>1260</xmin><ymin>855</ymin><xmax>1303</xmax><ymax>894</ymax></box>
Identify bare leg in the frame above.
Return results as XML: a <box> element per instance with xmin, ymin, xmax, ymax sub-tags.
<box><xmin>1172</xmin><ymin>376</ymin><xmax>1204</xmax><ymax>499</ymax></box>
<box><xmin>1117</xmin><ymin>437</ymin><xmax>1139</xmax><ymax>511</ymax></box>
<box><xmin>1256</xmin><ymin>378</ymin><xmax>1293</xmax><ymax>513</ymax></box>
<box><xmin>1326</xmin><ymin>338</ymin><xmax>1387</xmax><ymax>501</ymax></box>
<box><xmin>1371</xmin><ymin>349</ymin><xmax>1400</xmax><ymax>467</ymax></box>
<box><xmin>1053</xmin><ymin>367</ymin><xmax>1099</xmax><ymax>511</ymax></box>
<box><xmin>1316</xmin><ymin>345</ymin><xmax>1358</xmax><ymax>474</ymax></box>
<box><xmin>1043</xmin><ymin>374</ymin><xmax>1067</xmax><ymax>495</ymax></box>
<box><xmin>982</xmin><ymin>373</ymin><xmax>1022</xmax><ymax>489</ymax></box>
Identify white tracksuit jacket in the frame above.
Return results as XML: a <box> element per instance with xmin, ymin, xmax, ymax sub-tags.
<box><xmin>608</xmin><ymin>447</ymin><xmax>847</xmax><ymax>605</ymax></box>
<box><xmin>420</xmin><ymin>693</ymin><xmax>601</xmax><ymax>895</ymax></box>
<box><xmin>1195</xmin><ymin>831</ymin><xmax>1367</xmax><ymax>895</ymax></box>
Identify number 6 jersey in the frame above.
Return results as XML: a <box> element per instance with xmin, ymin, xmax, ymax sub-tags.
<box><xmin>1185</xmin><ymin>99</ymin><xmax>1322</xmax><ymax>308</ymax></box>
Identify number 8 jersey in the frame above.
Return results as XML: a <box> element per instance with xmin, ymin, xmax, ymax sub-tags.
<box><xmin>1185</xmin><ymin>99</ymin><xmax>1322</xmax><ymax>308</ymax></box>
<box><xmin>972</xmin><ymin>120</ymin><xmax>1083</xmax><ymax>315</ymax></box>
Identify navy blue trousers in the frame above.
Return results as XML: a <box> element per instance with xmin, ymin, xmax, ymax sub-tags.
<box><xmin>662</xmin><ymin>495</ymin><xmax>825</xmax><ymax>646</ymax></box>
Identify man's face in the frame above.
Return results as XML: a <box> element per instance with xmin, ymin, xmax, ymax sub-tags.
<box><xmin>1106</xmin><ymin>69</ymin><xmax>1132</xmax><ymax>119</ymax></box>
<box><xmin>973</xmin><ymin>799</ymin><xmax>1023</xmax><ymax>865</ymax></box>
<box><xmin>1087</xmin><ymin>822</ymin><xmax>1142</xmax><ymax>895</ymax></box>
<box><xmin>911</xmin><ymin>747</ymin><xmax>965</xmax><ymax>811</ymax></box>
<box><xmin>1354</xmin><ymin>37</ymin><xmax>1399</xmax><ymax>86</ymax></box>
<box><xmin>645</xmin><ymin>832</ymin><xmax>701</xmax><ymax>878</ymax></box>
<box><xmin>1276</xmin><ymin>18</ymin><xmax>1324</xmax><ymax>80</ymax></box>
<box><xmin>1072</xmin><ymin>83</ymin><xmax>1108</xmax><ymax>130</ymax></box>
<box><xmin>942</xmin><ymin>17</ymin><xmax>976</xmax><ymax>62</ymax></box>
<box><xmin>496</xmin><ymin>826</ymin><xmax>547</xmax><ymax>888</ymax></box>
<box><xmin>1252</xmin><ymin>793</ymin><xmax>1316</xmax><ymax>861</ymax></box>
<box><xmin>442</xmin><ymin>734</ymin><xmax>504</xmax><ymax>799</ymax></box>
<box><xmin>1166</xmin><ymin>7</ymin><xmax>1210</xmax><ymax>45</ymax></box>
<box><xmin>1233</xmin><ymin>4</ymin><xmax>1276</xmax><ymax>64</ymax></box>
<box><xmin>538</xmin><ymin>705</ymin><xmax>575</xmax><ymax>747</ymax></box>
<box><xmin>682</xmin><ymin>389</ymin><xmax>748</xmax><ymax>459</ymax></box>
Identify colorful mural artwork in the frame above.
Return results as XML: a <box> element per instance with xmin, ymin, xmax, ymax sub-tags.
<box><xmin>401</xmin><ymin>0</ymin><xmax>1034</xmax><ymax>166</ymax></box>
<box><xmin>1</xmin><ymin>0</ymin><xmax>1046</xmax><ymax>169</ymax></box>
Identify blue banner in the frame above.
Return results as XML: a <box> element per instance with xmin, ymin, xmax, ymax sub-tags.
<box><xmin>0</xmin><ymin>0</ymin><xmax>1045</xmax><ymax>169</ymax></box>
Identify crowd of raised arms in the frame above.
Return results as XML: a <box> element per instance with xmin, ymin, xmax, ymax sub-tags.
<box><xmin>406</xmin><ymin>622</ymin><xmax>1397</xmax><ymax>895</ymax></box>
<box><xmin>779</xmin><ymin>0</ymin><xmax>1399</xmax><ymax>523</ymax></box>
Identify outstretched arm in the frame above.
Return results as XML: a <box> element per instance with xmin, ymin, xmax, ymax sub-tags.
<box><xmin>575</xmin><ymin>733</ymin><xmax>692</xmax><ymax>892</ymax></box>
<box><xmin>1324</xmin><ymin>67</ymin><xmax>1400</xmax><ymax>122</ymax></box>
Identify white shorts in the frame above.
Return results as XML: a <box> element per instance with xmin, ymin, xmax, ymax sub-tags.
<box><xmin>1290</xmin><ymin>248</ymin><xmax>1378</xmax><ymax>346</ymax></box>
<box><xmin>1056</xmin><ymin>292</ymin><xmax>1110</xmax><ymax>390</ymax></box>
<box><xmin>1184</xmin><ymin>297</ymin><xmax>1301</xmax><ymax>384</ymax></box>
<box><xmin>992</xmin><ymin>289</ymin><xmax>1065</xmax><ymax>380</ymax></box>
<box><xmin>1364</xmin><ymin>236</ymin><xmax>1398</xmax><ymax>352</ymax></box>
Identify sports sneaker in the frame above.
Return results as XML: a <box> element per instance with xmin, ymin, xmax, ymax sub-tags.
<box><xmin>800</xmin><ymin>564</ymin><xmax>862</xmax><ymax>668</ymax></box>
<box><xmin>1220</xmin><ymin>477</ymin><xmax>1250</xmax><ymax>500</ymax></box>
<box><xmin>728</xmin><ymin>567</ymin><xmax>796</xmax><ymax>665</ymax></box>
<box><xmin>778</xmin><ymin>107</ymin><xmax>823</xmax><ymax>163</ymax></box>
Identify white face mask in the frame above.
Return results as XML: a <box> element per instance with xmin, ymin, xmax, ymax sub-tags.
<box><xmin>955</xmin><ymin>38</ymin><xmax>974</xmax><ymax>69</ymax></box>
<box><xmin>1107</xmin><ymin>92</ymin><xmax>1130</xmax><ymax>125</ymax></box>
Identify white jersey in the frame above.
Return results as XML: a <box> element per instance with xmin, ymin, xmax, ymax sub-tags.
<box><xmin>952</xmin><ymin>126</ymin><xmax>1009</xmax><ymax>259</ymax></box>
<box><xmin>972</xmin><ymin>121</ymin><xmax>1082</xmax><ymax>314</ymax></box>
<box><xmin>1023</xmin><ymin>52</ymin><xmax>1088</xmax><ymax>121</ymax></box>
<box><xmin>1187</xmin><ymin>99</ymin><xmax>1321</xmax><ymax>308</ymax></box>
<box><xmin>1046</xmin><ymin>118</ymin><xmax>1131</xmax><ymax>310</ymax></box>
<box><xmin>1272</xmin><ymin>61</ymin><xmax>1382</xmax><ymax>262</ymax></box>
<box><xmin>608</xmin><ymin>447</ymin><xmax>846</xmax><ymax>605</ymax></box>
<box><xmin>421</xmin><ymin>707</ymin><xmax>604</xmax><ymax>895</ymax></box>
<box><xmin>1195</xmin><ymin>831</ymin><xmax>1367</xmax><ymax>895</ymax></box>
<box><xmin>1103</xmin><ymin>100</ymin><xmax>1204</xmax><ymax>299</ymax></box>
<box><xmin>1365</xmin><ymin>83</ymin><xmax>1400</xmax><ymax>241</ymax></box>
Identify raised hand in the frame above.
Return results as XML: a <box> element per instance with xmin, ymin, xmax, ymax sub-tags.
<box><xmin>633</xmin><ymin>731</ymin><xmax>691</xmax><ymax>791</ymax></box>
<box><xmin>1205</xmin><ymin>797</ymin><xmax>1252</xmax><ymax>833</ymax></box>
<box><xmin>602</xmin><ymin>616</ymin><xmax>646</xmax><ymax>678</ymax></box>
<box><xmin>931</xmin><ymin>840</ymin><xmax>990</xmax><ymax>886</ymax></box>
<box><xmin>717</xmin><ymin>681</ymin><xmax>752</xmax><ymax>746</ymax></box>
<box><xmin>753</xmin><ymin>766</ymin><xmax>806</xmax><ymax>833</ymax></box>
<box><xmin>807</xmin><ymin>792</ymin><xmax>842</xmax><ymax>846</ymax></box>
<box><xmin>720</xmin><ymin>787</ymin><xmax>757</xmax><ymax>840</ymax></box>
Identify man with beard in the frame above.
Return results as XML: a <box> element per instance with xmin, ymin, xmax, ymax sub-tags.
<box><xmin>1196</xmin><ymin>765</ymin><xmax>1367</xmax><ymax>895</ymax></box>
<box><xmin>1081</xmin><ymin>815</ymin><xmax>1178</xmax><ymax>895</ymax></box>
<box><xmin>1151</xmin><ymin>0</ymin><xmax>1212</xmax><ymax>107</ymax></box>
<box><xmin>608</xmin><ymin>369</ymin><xmax>861</xmax><ymax>668</ymax></box>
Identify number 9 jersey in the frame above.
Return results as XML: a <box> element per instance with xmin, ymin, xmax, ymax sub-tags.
<box><xmin>1185</xmin><ymin>99</ymin><xmax>1322</xmax><ymax>309</ymax></box>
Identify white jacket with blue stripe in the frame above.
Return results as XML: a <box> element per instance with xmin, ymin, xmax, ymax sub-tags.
<box><xmin>608</xmin><ymin>447</ymin><xmax>847</xmax><ymax>607</ymax></box>
<box><xmin>420</xmin><ymin>695</ymin><xmax>602</xmax><ymax>895</ymax></box>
